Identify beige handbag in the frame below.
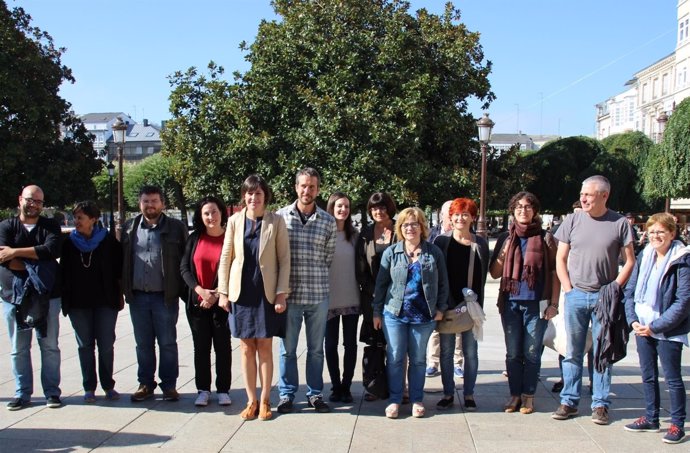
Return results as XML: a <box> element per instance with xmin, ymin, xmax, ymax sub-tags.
<box><xmin>437</xmin><ymin>240</ymin><xmax>477</xmax><ymax>334</ymax></box>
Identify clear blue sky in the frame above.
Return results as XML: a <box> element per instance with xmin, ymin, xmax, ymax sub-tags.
<box><xmin>12</xmin><ymin>0</ymin><xmax>676</xmax><ymax>137</ymax></box>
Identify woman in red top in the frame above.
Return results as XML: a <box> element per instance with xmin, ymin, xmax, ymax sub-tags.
<box><xmin>180</xmin><ymin>196</ymin><xmax>232</xmax><ymax>407</ymax></box>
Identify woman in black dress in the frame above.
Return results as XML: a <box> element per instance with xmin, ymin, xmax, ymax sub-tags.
<box><xmin>218</xmin><ymin>175</ymin><xmax>290</xmax><ymax>421</ymax></box>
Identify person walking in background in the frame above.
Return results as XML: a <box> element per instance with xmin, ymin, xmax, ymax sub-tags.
<box><xmin>426</xmin><ymin>199</ymin><xmax>464</xmax><ymax>379</ymax></box>
<box><xmin>433</xmin><ymin>198</ymin><xmax>488</xmax><ymax>411</ymax></box>
<box><xmin>0</xmin><ymin>185</ymin><xmax>63</xmax><ymax>410</ymax></box>
<box><xmin>623</xmin><ymin>213</ymin><xmax>690</xmax><ymax>444</ymax></box>
<box><xmin>490</xmin><ymin>192</ymin><xmax>560</xmax><ymax>414</ymax></box>
<box><xmin>218</xmin><ymin>175</ymin><xmax>290</xmax><ymax>421</ymax></box>
<box><xmin>61</xmin><ymin>201</ymin><xmax>122</xmax><ymax>403</ymax></box>
<box><xmin>276</xmin><ymin>168</ymin><xmax>336</xmax><ymax>414</ymax></box>
<box><xmin>551</xmin><ymin>175</ymin><xmax>634</xmax><ymax>425</ymax></box>
<box><xmin>122</xmin><ymin>185</ymin><xmax>188</xmax><ymax>402</ymax></box>
<box><xmin>324</xmin><ymin>192</ymin><xmax>360</xmax><ymax>404</ymax></box>
<box><xmin>373</xmin><ymin>207</ymin><xmax>448</xmax><ymax>419</ymax></box>
<box><xmin>180</xmin><ymin>196</ymin><xmax>233</xmax><ymax>408</ymax></box>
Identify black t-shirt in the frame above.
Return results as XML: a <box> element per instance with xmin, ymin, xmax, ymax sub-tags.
<box><xmin>446</xmin><ymin>237</ymin><xmax>483</xmax><ymax>309</ymax></box>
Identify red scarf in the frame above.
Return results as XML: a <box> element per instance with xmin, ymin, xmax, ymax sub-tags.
<box><xmin>500</xmin><ymin>220</ymin><xmax>544</xmax><ymax>295</ymax></box>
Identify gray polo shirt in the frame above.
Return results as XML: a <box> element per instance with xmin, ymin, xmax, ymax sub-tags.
<box><xmin>132</xmin><ymin>216</ymin><xmax>164</xmax><ymax>292</ymax></box>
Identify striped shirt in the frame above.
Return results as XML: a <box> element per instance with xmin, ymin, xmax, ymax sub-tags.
<box><xmin>277</xmin><ymin>201</ymin><xmax>336</xmax><ymax>305</ymax></box>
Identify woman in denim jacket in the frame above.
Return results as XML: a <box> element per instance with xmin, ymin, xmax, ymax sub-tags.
<box><xmin>372</xmin><ymin>207</ymin><xmax>448</xmax><ymax>419</ymax></box>
<box><xmin>623</xmin><ymin>212</ymin><xmax>690</xmax><ymax>444</ymax></box>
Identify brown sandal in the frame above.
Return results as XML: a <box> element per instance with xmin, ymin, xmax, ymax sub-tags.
<box><xmin>504</xmin><ymin>396</ymin><xmax>521</xmax><ymax>413</ymax></box>
<box><xmin>240</xmin><ymin>400</ymin><xmax>259</xmax><ymax>420</ymax></box>
<box><xmin>258</xmin><ymin>400</ymin><xmax>272</xmax><ymax>421</ymax></box>
<box><xmin>519</xmin><ymin>394</ymin><xmax>534</xmax><ymax>414</ymax></box>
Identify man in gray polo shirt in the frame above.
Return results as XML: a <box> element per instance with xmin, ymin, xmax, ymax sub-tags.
<box><xmin>121</xmin><ymin>186</ymin><xmax>187</xmax><ymax>402</ymax></box>
<box><xmin>551</xmin><ymin>175</ymin><xmax>634</xmax><ymax>425</ymax></box>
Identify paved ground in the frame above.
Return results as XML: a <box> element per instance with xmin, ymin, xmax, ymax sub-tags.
<box><xmin>0</xmin><ymin>256</ymin><xmax>689</xmax><ymax>452</ymax></box>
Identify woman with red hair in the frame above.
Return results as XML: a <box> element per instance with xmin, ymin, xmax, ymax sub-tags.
<box><xmin>433</xmin><ymin>198</ymin><xmax>489</xmax><ymax>411</ymax></box>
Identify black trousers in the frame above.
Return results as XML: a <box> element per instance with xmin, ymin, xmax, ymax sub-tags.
<box><xmin>325</xmin><ymin>314</ymin><xmax>359</xmax><ymax>393</ymax></box>
<box><xmin>186</xmin><ymin>304</ymin><xmax>232</xmax><ymax>392</ymax></box>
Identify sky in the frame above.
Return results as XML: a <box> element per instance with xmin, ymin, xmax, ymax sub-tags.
<box><xmin>10</xmin><ymin>0</ymin><xmax>678</xmax><ymax>137</ymax></box>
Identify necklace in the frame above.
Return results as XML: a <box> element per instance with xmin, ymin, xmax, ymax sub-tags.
<box><xmin>405</xmin><ymin>243</ymin><xmax>421</xmax><ymax>259</ymax></box>
<box><xmin>80</xmin><ymin>251</ymin><xmax>93</xmax><ymax>268</ymax></box>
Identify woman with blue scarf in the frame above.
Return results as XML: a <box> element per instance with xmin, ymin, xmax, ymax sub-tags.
<box><xmin>61</xmin><ymin>201</ymin><xmax>123</xmax><ymax>403</ymax></box>
<box><xmin>623</xmin><ymin>212</ymin><xmax>690</xmax><ymax>445</ymax></box>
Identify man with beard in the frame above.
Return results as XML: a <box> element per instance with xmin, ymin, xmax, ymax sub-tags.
<box><xmin>0</xmin><ymin>185</ymin><xmax>63</xmax><ymax>410</ymax></box>
<box><xmin>276</xmin><ymin>168</ymin><xmax>336</xmax><ymax>413</ymax></box>
<box><xmin>121</xmin><ymin>185</ymin><xmax>188</xmax><ymax>402</ymax></box>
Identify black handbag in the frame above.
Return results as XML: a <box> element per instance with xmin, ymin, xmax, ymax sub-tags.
<box><xmin>362</xmin><ymin>343</ymin><xmax>389</xmax><ymax>399</ymax></box>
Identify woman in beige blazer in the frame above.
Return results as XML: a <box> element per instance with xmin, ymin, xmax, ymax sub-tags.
<box><xmin>218</xmin><ymin>175</ymin><xmax>290</xmax><ymax>421</ymax></box>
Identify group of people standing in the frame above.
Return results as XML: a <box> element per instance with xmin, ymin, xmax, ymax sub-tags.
<box><xmin>0</xmin><ymin>172</ymin><xmax>687</xmax><ymax>444</ymax></box>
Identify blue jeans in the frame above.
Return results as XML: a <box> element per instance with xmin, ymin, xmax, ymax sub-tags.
<box><xmin>441</xmin><ymin>329</ymin><xmax>478</xmax><ymax>397</ymax></box>
<box><xmin>324</xmin><ymin>313</ymin><xmax>359</xmax><ymax>393</ymax></box>
<box><xmin>3</xmin><ymin>298</ymin><xmax>62</xmax><ymax>400</ymax></box>
<box><xmin>383</xmin><ymin>312</ymin><xmax>435</xmax><ymax>404</ymax></box>
<box><xmin>68</xmin><ymin>306</ymin><xmax>119</xmax><ymax>392</ymax></box>
<box><xmin>636</xmin><ymin>335</ymin><xmax>686</xmax><ymax>426</ymax></box>
<box><xmin>561</xmin><ymin>288</ymin><xmax>611</xmax><ymax>409</ymax></box>
<box><xmin>501</xmin><ymin>299</ymin><xmax>547</xmax><ymax>396</ymax></box>
<box><xmin>129</xmin><ymin>291</ymin><xmax>179</xmax><ymax>390</ymax></box>
<box><xmin>279</xmin><ymin>300</ymin><xmax>329</xmax><ymax>399</ymax></box>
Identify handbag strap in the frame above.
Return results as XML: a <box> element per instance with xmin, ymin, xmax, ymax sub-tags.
<box><xmin>466</xmin><ymin>234</ymin><xmax>478</xmax><ymax>290</ymax></box>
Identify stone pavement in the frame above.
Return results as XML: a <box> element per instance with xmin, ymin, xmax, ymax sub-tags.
<box><xmin>0</xmin><ymin>264</ymin><xmax>689</xmax><ymax>452</ymax></box>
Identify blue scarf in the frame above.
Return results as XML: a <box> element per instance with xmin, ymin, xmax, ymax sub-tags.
<box><xmin>69</xmin><ymin>225</ymin><xmax>108</xmax><ymax>252</ymax></box>
<box><xmin>633</xmin><ymin>241</ymin><xmax>678</xmax><ymax>307</ymax></box>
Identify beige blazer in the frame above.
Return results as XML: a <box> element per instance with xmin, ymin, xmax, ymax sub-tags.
<box><xmin>217</xmin><ymin>209</ymin><xmax>290</xmax><ymax>303</ymax></box>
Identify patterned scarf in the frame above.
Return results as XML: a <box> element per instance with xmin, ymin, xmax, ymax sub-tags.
<box><xmin>500</xmin><ymin>220</ymin><xmax>544</xmax><ymax>295</ymax></box>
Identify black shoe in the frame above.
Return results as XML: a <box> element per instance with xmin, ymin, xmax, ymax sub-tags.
<box><xmin>329</xmin><ymin>389</ymin><xmax>342</xmax><ymax>402</ymax></box>
<box><xmin>277</xmin><ymin>397</ymin><xmax>294</xmax><ymax>414</ymax></box>
<box><xmin>341</xmin><ymin>391</ymin><xmax>353</xmax><ymax>404</ymax></box>
<box><xmin>46</xmin><ymin>396</ymin><xmax>62</xmax><ymax>408</ymax></box>
<box><xmin>463</xmin><ymin>397</ymin><xmax>476</xmax><ymax>411</ymax></box>
<box><xmin>551</xmin><ymin>381</ymin><xmax>564</xmax><ymax>393</ymax></box>
<box><xmin>6</xmin><ymin>398</ymin><xmax>29</xmax><ymax>411</ymax></box>
<box><xmin>308</xmin><ymin>395</ymin><xmax>331</xmax><ymax>413</ymax></box>
<box><xmin>436</xmin><ymin>396</ymin><xmax>454</xmax><ymax>410</ymax></box>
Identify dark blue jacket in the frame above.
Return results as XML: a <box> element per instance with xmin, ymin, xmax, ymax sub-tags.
<box><xmin>623</xmin><ymin>244</ymin><xmax>690</xmax><ymax>338</ymax></box>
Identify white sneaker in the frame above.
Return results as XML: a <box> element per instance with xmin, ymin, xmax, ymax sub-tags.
<box><xmin>194</xmin><ymin>391</ymin><xmax>210</xmax><ymax>407</ymax></box>
<box><xmin>218</xmin><ymin>392</ymin><xmax>232</xmax><ymax>406</ymax></box>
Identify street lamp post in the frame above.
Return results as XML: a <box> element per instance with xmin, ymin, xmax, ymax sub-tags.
<box><xmin>657</xmin><ymin>112</ymin><xmax>670</xmax><ymax>212</ymax></box>
<box><xmin>112</xmin><ymin>117</ymin><xmax>127</xmax><ymax>239</ymax></box>
<box><xmin>107</xmin><ymin>161</ymin><xmax>115</xmax><ymax>235</ymax></box>
<box><xmin>476</xmin><ymin>112</ymin><xmax>494</xmax><ymax>240</ymax></box>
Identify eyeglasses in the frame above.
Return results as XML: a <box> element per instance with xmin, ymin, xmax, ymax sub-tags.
<box><xmin>515</xmin><ymin>204</ymin><xmax>533</xmax><ymax>211</ymax></box>
<box><xmin>647</xmin><ymin>230</ymin><xmax>669</xmax><ymax>236</ymax></box>
<box><xmin>401</xmin><ymin>222</ymin><xmax>420</xmax><ymax>230</ymax></box>
<box><xmin>22</xmin><ymin>197</ymin><xmax>44</xmax><ymax>206</ymax></box>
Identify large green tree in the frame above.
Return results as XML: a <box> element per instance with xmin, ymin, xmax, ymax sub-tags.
<box><xmin>0</xmin><ymin>1</ymin><xmax>100</xmax><ymax>208</ymax></box>
<box><xmin>643</xmin><ymin>98</ymin><xmax>690</xmax><ymax>201</ymax></box>
<box><xmin>164</xmin><ymin>0</ymin><xmax>494</xmax><ymax>209</ymax></box>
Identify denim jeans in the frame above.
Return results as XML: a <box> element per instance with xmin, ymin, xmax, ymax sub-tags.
<box><xmin>68</xmin><ymin>306</ymin><xmax>118</xmax><ymax>392</ymax></box>
<box><xmin>501</xmin><ymin>299</ymin><xmax>547</xmax><ymax>396</ymax></box>
<box><xmin>636</xmin><ymin>335</ymin><xmax>686</xmax><ymax>426</ymax></box>
<box><xmin>186</xmin><ymin>304</ymin><xmax>231</xmax><ymax>393</ymax></box>
<box><xmin>2</xmin><ymin>298</ymin><xmax>62</xmax><ymax>400</ymax></box>
<box><xmin>440</xmin><ymin>329</ymin><xmax>478</xmax><ymax>397</ymax></box>
<box><xmin>129</xmin><ymin>291</ymin><xmax>179</xmax><ymax>390</ymax></box>
<box><xmin>324</xmin><ymin>313</ymin><xmax>359</xmax><ymax>393</ymax></box>
<box><xmin>279</xmin><ymin>300</ymin><xmax>329</xmax><ymax>399</ymax></box>
<box><xmin>383</xmin><ymin>311</ymin><xmax>435</xmax><ymax>404</ymax></box>
<box><xmin>561</xmin><ymin>288</ymin><xmax>611</xmax><ymax>409</ymax></box>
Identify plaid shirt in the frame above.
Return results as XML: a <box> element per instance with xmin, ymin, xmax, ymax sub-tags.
<box><xmin>277</xmin><ymin>201</ymin><xmax>336</xmax><ymax>305</ymax></box>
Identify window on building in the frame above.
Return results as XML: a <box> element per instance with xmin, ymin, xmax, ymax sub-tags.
<box><xmin>135</xmin><ymin>146</ymin><xmax>143</xmax><ymax>155</ymax></box>
<box><xmin>652</xmin><ymin>78</ymin><xmax>658</xmax><ymax>99</ymax></box>
<box><xmin>680</xmin><ymin>19</ymin><xmax>685</xmax><ymax>42</ymax></box>
<box><xmin>628</xmin><ymin>101</ymin><xmax>635</xmax><ymax>122</ymax></box>
<box><xmin>642</xmin><ymin>83</ymin><xmax>648</xmax><ymax>103</ymax></box>
<box><xmin>662</xmin><ymin>73</ymin><xmax>669</xmax><ymax>95</ymax></box>
<box><xmin>147</xmin><ymin>146</ymin><xmax>154</xmax><ymax>154</ymax></box>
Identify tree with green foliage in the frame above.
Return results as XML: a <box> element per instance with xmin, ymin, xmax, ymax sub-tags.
<box><xmin>123</xmin><ymin>154</ymin><xmax>187</xmax><ymax>221</ymax></box>
<box><xmin>643</xmin><ymin>98</ymin><xmax>690</xmax><ymax>201</ymax></box>
<box><xmin>164</xmin><ymin>0</ymin><xmax>494</xmax><ymax>209</ymax></box>
<box><xmin>0</xmin><ymin>1</ymin><xmax>100</xmax><ymax>208</ymax></box>
<box><xmin>601</xmin><ymin>131</ymin><xmax>660</xmax><ymax>212</ymax></box>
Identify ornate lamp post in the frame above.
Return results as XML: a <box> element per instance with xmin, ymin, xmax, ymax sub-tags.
<box><xmin>106</xmin><ymin>161</ymin><xmax>116</xmax><ymax>235</ymax></box>
<box><xmin>111</xmin><ymin>117</ymin><xmax>127</xmax><ymax>238</ymax></box>
<box><xmin>476</xmin><ymin>112</ymin><xmax>494</xmax><ymax>240</ymax></box>
<box><xmin>657</xmin><ymin>112</ymin><xmax>670</xmax><ymax>212</ymax></box>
